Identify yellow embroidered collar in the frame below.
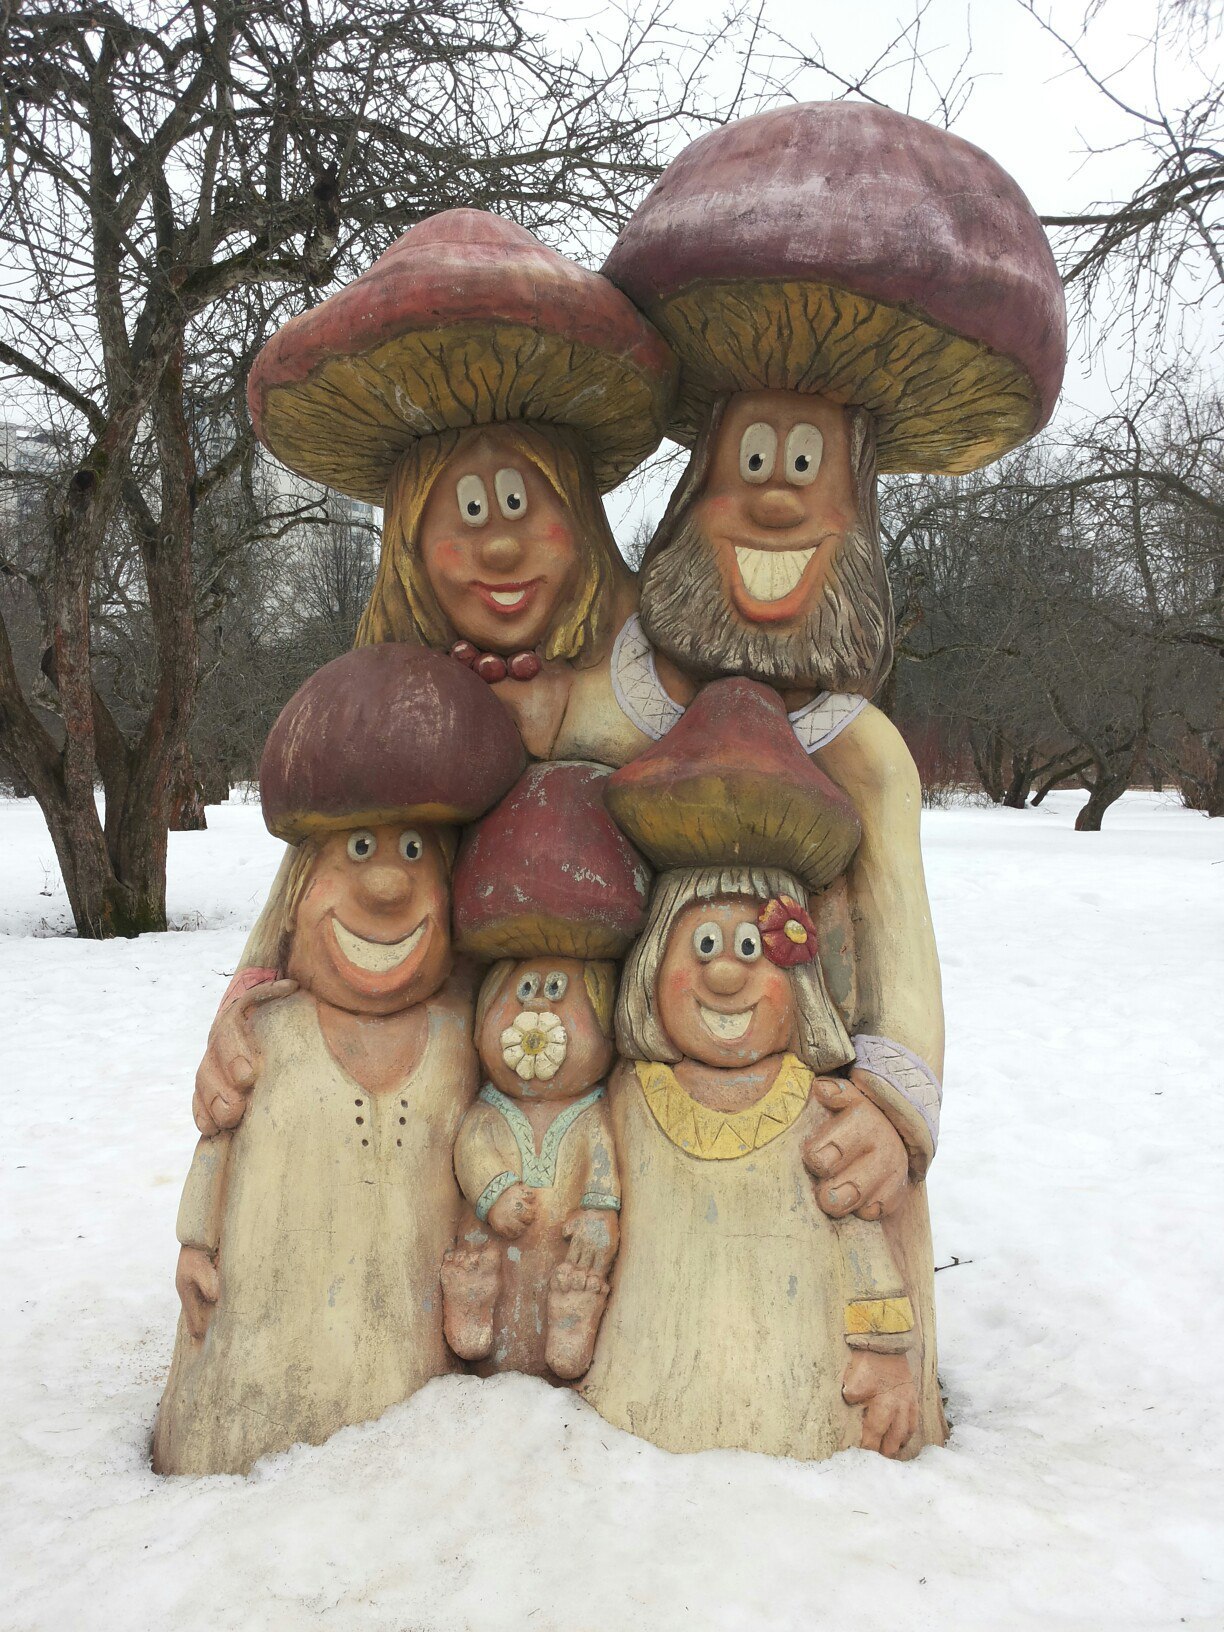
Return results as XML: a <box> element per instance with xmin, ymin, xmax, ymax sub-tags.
<box><xmin>636</xmin><ymin>1054</ymin><xmax>813</xmax><ymax>1161</ymax></box>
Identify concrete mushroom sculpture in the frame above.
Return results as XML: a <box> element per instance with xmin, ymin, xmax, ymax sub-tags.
<box><xmin>443</xmin><ymin>762</ymin><xmax>651</xmax><ymax>1382</ymax></box>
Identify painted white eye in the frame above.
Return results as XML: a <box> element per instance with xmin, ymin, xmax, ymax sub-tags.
<box><xmin>456</xmin><ymin>474</ymin><xmax>489</xmax><ymax>527</ymax></box>
<box><xmin>735</xmin><ymin>923</ymin><xmax>762</xmax><ymax>962</ymax></box>
<box><xmin>739</xmin><ymin>423</ymin><xmax>777</xmax><ymax>484</ymax></box>
<box><xmin>516</xmin><ymin>971</ymin><xmax>541</xmax><ymax>1003</ymax></box>
<box><xmin>398</xmin><ymin>829</ymin><xmax>424</xmax><ymax>862</ymax></box>
<box><xmin>346</xmin><ymin>829</ymin><xmax>377</xmax><ymax>862</ymax></box>
<box><xmin>543</xmin><ymin>970</ymin><xmax>569</xmax><ymax>1002</ymax></box>
<box><xmin>785</xmin><ymin>424</ymin><xmax>823</xmax><ymax>486</ymax></box>
<box><xmin>692</xmin><ymin>921</ymin><xmax>724</xmax><ymax>960</ymax></box>
<box><xmin>494</xmin><ymin>468</ymin><xmax>528</xmax><ymax>519</ymax></box>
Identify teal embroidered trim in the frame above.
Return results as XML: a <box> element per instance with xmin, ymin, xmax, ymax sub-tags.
<box><xmin>478</xmin><ymin>1083</ymin><xmax>605</xmax><ymax>1190</ymax></box>
<box><xmin>580</xmin><ymin>1191</ymin><xmax>621</xmax><ymax>1211</ymax></box>
<box><xmin>475</xmin><ymin>1170</ymin><xmax>518</xmax><ymax>1222</ymax></box>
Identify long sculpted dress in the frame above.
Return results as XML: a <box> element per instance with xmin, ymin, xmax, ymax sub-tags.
<box><xmin>154</xmin><ymin>978</ymin><xmax>476</xmax><ymax>1475</ymax></box>
<box><xmin>580</xmin><ymin>1055</ymin><xmax>943</xmax><ymax>1460</ymax></box>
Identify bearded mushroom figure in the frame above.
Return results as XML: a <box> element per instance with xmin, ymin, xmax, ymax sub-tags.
<box><xmin>582</xmin><ymin>681</ymin><xmax>927</xmax><ymax>1459</ymax></box>
<box><xmin>444</xmin><ymin>762</ymin><xmax>651</xmax><ymax>1381</ymax></box>
<box><xmin>600</xmin><ymin>103</ymin><xmax>1066</xmax><ymax>1235</ymax></box>
<box><xmin>153</xmin><ymin>648</ymin><xmax>523</xmax><ymax>1475</ymax></box>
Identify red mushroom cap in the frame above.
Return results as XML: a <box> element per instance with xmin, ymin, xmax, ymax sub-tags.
<box><xmin>604</xmin><ymin>678</ymin><xmax>861</xmax><ymax>891</ymax></box>
<box><xmin>603</xmin><ymin>102</ymin><xmax>1066</xmax><ymax>474</ymax></box>
<box><xmin>248</xmin><ymin>209</ymin><xmax>677</xmax><ymax>502</ymax></box>
<box><xmin>260</xmin><ymin>645</ymin><xmax>525</xmax><ymax>841</ymax></box>
<box><xmin>453</xmin><ymin>761</ymin><xmax>652</xmax><ymax>959</ymax></box>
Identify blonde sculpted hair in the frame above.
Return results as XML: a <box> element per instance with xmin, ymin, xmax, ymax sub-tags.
<box><xmin>355</xmin><ymin>423</ymin><xmax>620</xmax><ymax>663</ymax></box>
<box><xmin>616</xmin><ymin>868</ymin><xmax>854</xmax><ymax>1075</ymax></box>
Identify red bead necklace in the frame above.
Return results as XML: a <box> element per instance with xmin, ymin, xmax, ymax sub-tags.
<box><xmin>450</xmin><ymin>641</ymin><xmax>542</xmax><ymax>683</ymax></box>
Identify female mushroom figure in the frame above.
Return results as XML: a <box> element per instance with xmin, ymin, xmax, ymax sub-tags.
<box><xmin>248</xmin><ymin>207</ymin><xmax>677</xmax><ymax>765</ymax></box>
<box><xmin>443</xmin><ymin>762</ymin><xmax>650</xmax><ymax>1381</ymax></box>
<box><xmin>596</xmin><ymin>100</ymin><xmax>1067</xmax><ymax>1280</ymax></box>
<box><xmin>581</xmin><ymin>679</ymin><xmax>942</xmax><ymax>1461</ymax></box>
<box><xmin>153</xmin><ymin>647</ymin><xmax>523</xmax><ymax>1475</ymax></box>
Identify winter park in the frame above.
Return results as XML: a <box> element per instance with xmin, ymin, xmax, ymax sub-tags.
<box><xmin>1</xmin><ymin>2</ymin><xmax>1222</xmax><ymax>1629</ymax></box>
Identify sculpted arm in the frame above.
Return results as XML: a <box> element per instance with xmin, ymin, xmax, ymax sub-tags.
<box><xmin>815</xmin><ymin>703</ymin><xmax>944</xmax><ymax>1177</ymax></box>
<box><xmin>173</xmin><ymin>1132</ymin><xmax>232</xmax><ymax>1340</ymax></box>
<box><xmin>563</xmin><ymin>1101</ymin><xmax>621</xmax><ymax>1275</ymax></box>
<box><xmin>453</xmin><ymin>1100</ymin><xmax>533</xmax><ymax>1236</ymax></box>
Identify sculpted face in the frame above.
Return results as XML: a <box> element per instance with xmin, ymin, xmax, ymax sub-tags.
<box><xmin>657</xmin><ymin>898</ymin><xmax>798</xmax><ymax>1068</ymax></box>
<box><xmin>694</xmin><ymin>391</ymin><xmax>859</xmax><ymax>627</ymax></box>
<box><xmin>287</xmin><ymin>823</ymin><xmax>452</xmax><ymax>1014</ymax></box>
<box><xmin>419</xmin><ymin>427</ymin><xmax>582</xmax><ymax>653</ymax></box>
<box><xmin>638</xmin><ymin>389</ymin><xmax>893</xmax><ymax>693</ymax></box>
<box><xmin>479</xmin><ymin>956</ymin><xmax>613</xmax><ymax>1100</ymax></box>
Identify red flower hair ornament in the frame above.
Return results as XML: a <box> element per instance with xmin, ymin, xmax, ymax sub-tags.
<box><xmin>758</xmin><ymin>895</ymin><xmax>819</xmax><ymax>968</ymax></box>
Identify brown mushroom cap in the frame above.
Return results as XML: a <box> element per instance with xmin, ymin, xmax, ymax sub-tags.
<box><xmin>602</xmin><ymin>102</ymin><xmax>1066</xmax><ymax>474</ymax></box>
<box><xmin>604</xmin><ymin>679</ymin><xmax>861</xmax><ymax>891</ymax></box>
<box><xmin>453</xmin><ymin>761</ymin><xmax>652</xmax><ymax>960</ymax></box>
<box><xmin>248</xmin><ymin>209</ymin><xmax>677</xmax><ymax>503</ymax></box>
<box><xmin>260</xmin><ymin>645</ymin><xmax>525</xmax><ymax>841</ymax></box>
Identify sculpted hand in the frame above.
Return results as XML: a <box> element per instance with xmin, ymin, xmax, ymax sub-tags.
<box><xmin>175</xmin><ymin>1245</ymin><xmax>220</xmax><ymax>1341</ymax></box>
<box><xmin>193</xmin><ymin>978</ymin><xmax>297</xmax><ymax>1135</ymax></box>
<box><xmin>803</xmin><ymin>1074</ymin><xmax>909</xmax><ymax>1221</ymax></box>
<box><xmin>842</xmin><ymin>1351</ymin><xmax>919</xmax><ymax>1459</ymax></box>
<box><xmin>563</xmin><ymin>1207</ymin><xmax>620</xmax><ymax>1275</ymax></box>
<box><xmin>486</xmin><ymin>1183</ymin><xmax>538</xmax><ymax>1240</ymax></box>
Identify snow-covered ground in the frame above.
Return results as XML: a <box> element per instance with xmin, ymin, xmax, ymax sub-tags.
<box><xmin>1</xmin><ymin>790</ymin><xmax>1221</xmax><ymax>1632</ymax></box>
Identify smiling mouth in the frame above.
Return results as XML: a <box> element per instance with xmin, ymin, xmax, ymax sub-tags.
<box><xmin>733</xmin><ymin>546</ymin><xmax>817</xmax><ymax>603</ymax></box>
<box><xmin>698</xmin><ymin>1003</ymin><xmax>754</xmax><ymax>1041</ymax></box>
<box><xmin>331</xmin><ymin>917</ymin><xmax>426</xmax><ymax>974</ymax></box>
<box><xmin>472</xmin><ymin>580</ymin><xmax>539</xmax><ymax>615</ymax></box>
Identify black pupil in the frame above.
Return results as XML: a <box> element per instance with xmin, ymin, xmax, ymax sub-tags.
<box><xmin>795</xmin><ymin>454</ymin><xmax>809</xmax><ymax>470</ymax></box>
<box><xmin>701</xmin><ymin>937</ymin><xmax>714</xmax><ymax>954</ymax></box>
<box><xmin>467</xmin><ymin>500</ymin><xmax>481</xmax><ymax>515</ymax></box>
<box><xmin>741</xmin><ymin>938</ymin><xmax>753</xmax><ymax>954</ymax></box>
<box><xmin>356</xmin><ymin>839</ymin><xmax>369</xmax><ymax>855</ymax></box>
<box><xmin>748</xmin><ymin>453</ymin><xmax>762</xmax><ymax>470</ymax></box>
<box><xmin>507</xmin><ymin>494</ymin><xmax>521</xmax><ymax>509</ymax></box>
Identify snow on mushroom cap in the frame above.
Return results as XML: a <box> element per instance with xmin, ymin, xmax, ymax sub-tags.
<box><xmin>259</xmin><ymin>645</ymin><xmax>525</xmax><ymax>842</ymax></box>
<box><xmin>248</xmin><ymin>209</ymin><xmax>677</xmax><ymax>503</ymax></box>
<box><xmin>602</xmin><ymin>102</ymin><xmax>1066</xmax><ymax>474</ymax></box>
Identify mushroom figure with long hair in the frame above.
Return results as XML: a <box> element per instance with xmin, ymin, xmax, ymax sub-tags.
<box><xmin>598</xmin><ymin>100</ymin><xmax>1067</xmax><ymax>1245</ymax></box>
<box><xmin>249</xmin><ymin>207</ymin><xmax>677</xmax><ymax>764</ymax></box>
<box><xmin>153</xmin><ymin>647</ymin><xmax>523</xmax><ymax>1475</ymax></box>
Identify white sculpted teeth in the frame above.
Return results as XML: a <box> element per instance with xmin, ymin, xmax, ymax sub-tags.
<box><xmin>734</xmin><ymin>546</ymin><xmax>815</xmax><ymax>602</ymax></box>
<box><xmin>490</xmin><ymin>589</ymin><xmax>526</xmax><ymax>607</ymax></box>
<box><xmin>332</xmin><ymin>918</ymin><xmax>425</xmax><ymax>973</ymax></box>
<box><xmin>698</xmin><ymin>1004</ymin><xmax>753</xmax><ymax>1041</ymax></box>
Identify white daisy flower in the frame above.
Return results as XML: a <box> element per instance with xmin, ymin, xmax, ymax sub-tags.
<box><xmin>500</xmin><ymin>1010</ymin><xmax>568</xmax><ymax>1080</ymax></box>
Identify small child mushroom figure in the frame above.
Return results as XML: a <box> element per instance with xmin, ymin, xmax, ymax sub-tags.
<box><xmin>443</xmin><ymin>762</ymin><xmax>651</xmax><ymax>1380</ymax></box>
<box><xmin>152</xmin><ymin>647</ymin><xmax>523</xmax><ymax>1476</ymax></box>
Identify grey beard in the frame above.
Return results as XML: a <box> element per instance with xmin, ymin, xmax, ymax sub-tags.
<box><xmin>639</xmin><ymin>513</ymin><xmax>894</xmax><ymax>693</ymax></box>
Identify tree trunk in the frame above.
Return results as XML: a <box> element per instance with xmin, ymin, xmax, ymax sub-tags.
<box><xmin>169</xmin><ymin>742</ymin><xmax>207</xmax><ymax>830</ymax></box>
<box><xmin>1002</xmin><ymin>750</ymin><xmax>1035</xmax><ymax>808</ymax></box>
<box><xmin>1074</xmin><ymin>769</ymin><xmax>1132</xmax><ymax>831</ymax></box>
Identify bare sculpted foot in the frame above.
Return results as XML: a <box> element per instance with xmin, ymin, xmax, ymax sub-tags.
<box><xmin>441</xmin><ymin>1241</ymin><xmax>501</xmax><ymax>1361</ymax></box>
<box><xmin>545</xmin><ymin>1261</ymin><xmax>609</xmax><ymax>1379</ymax></box>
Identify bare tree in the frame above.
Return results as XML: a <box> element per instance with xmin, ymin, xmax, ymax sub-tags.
<box><xmin>0</xmin><ymin>0</ymin><xmax>756</xmax><ymax>935</ymax></box>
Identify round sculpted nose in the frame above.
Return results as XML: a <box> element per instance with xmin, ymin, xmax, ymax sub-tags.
<box><xmin>480</xmin><ymin>532</ymin><xmax>524</xmax><ymax>571</ymax></box>
<box><xmin>746</xmin><ymin>488</ymin><xmax>806</xmax><ymax>531</ymax></box>
<box><xmin>355</xmin><ymin>862</ymin><xmax>414</xmax><ymax>910</ymax></box>
<box><xmin>703</xmin><ymin>957</ymin><xmax>748</xmax><ymax>996</ymax></box>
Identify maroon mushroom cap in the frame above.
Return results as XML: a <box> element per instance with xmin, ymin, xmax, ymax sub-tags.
<box><xmin>260</xmin><ymin>645</ymin><xmax>525</xmax><ymax>841</ymax></box>
<box><xmin>248</xmin><ymin>209</ymin><xmax>677</xmax><ymax>502</ymax></box>
<box><xmin>453</xmin><ymin>761</ymin><xmax>652</xmax><ymax>960</ymax></box>
<box><xmin>603</xmin><ymin>102</ymin><xmax>1066</xmax><ymax>473</ymax></box>
<box><xmin>605</xmin><ymin>678</ymin><xmax>861</xmax><ymax>891</ymax></box>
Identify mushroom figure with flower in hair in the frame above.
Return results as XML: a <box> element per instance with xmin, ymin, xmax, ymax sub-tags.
<box><xmin>599</xmin><ymin>99</ymin><xmax>1067</xmax><ymax>1247</ymax></box>
<box><xmin>444</xmin><ymin>762</ymin><xmax>651</xmax><ymax>1382</ymax></box>
<box><xmin>580</xmin><ymin>680</ymin><xmax>941</xmax><ymax>1461</ymax></box>
<box><xmin>153</xmin><ymin>647</ymin><xmax>523</xmax><ymax>1475</ymax></box>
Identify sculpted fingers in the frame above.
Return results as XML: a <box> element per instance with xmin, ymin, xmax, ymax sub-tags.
<box><xmin>805</xmin><ymin>1100</ymin><xmax>882</xmax><ymax>1179</ymax></box>
<box><xmin>192</xmin><ymin>1078</ymin><xmax>219</xmax><ymax>1137</ymax></box>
